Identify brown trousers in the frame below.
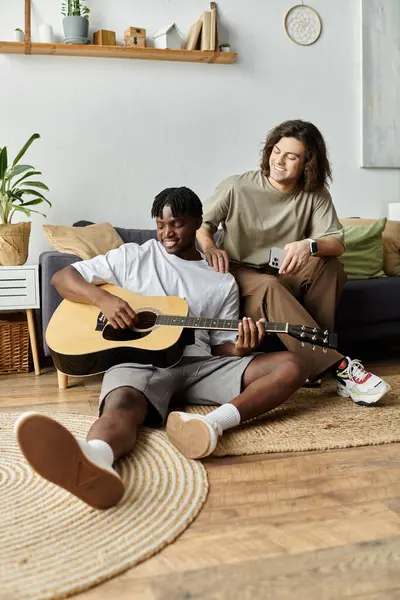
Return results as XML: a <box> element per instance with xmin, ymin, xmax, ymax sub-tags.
<box><xmin>230</xmin><ymin>257</ymin><xmax>346</xmax><ymax>381</ymax></box>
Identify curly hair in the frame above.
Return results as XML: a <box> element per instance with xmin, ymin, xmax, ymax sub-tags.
<box><xmin>260</xmin><ymin>120</ymin><xmax>332</xmax><ymax>193</ymax></box>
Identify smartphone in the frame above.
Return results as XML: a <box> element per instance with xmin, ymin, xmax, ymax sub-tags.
<box><xmin>268</xmin><ymin>247</ymin><xmax>286</xmax><ymax>270</ymax></box>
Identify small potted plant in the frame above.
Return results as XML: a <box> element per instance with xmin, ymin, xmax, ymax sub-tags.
<box><xmin>62</xmin><ymin>0</ymin><xmax>90</xmax><ymax>44</ymax></box>
<box><xmin>0</xmin><ymin>134</ymin><xmax>51</xmax><ymax>266</ymax></box>
<box><xmin>14</xmin><ymin>28</ymin><xmax>24</xmax><ymax>42</ymax></box>
<box><xmin>219</xmin><ymin>42</ymin><xmax>231</xmax><ymax>52</ymax></box>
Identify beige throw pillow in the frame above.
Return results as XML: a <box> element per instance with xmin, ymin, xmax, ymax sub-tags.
<box><xmin>43</xmin><ymin>223</ymin><xmax>124</xmax><ymax>260</ymax></box>
<box><xmin>340</xmin><ymin>218</ymin><xmax>400</xmax><ymax>277</ymax></box>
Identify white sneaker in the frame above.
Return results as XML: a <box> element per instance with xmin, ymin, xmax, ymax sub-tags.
<box><xmin>166</xmin><ymin>411</ymin><xmax>222</xmax><ymax>459</ymax></box>
<box><xmin>15</xmin><ymin>412</ymin><xmax>125</xmax><ymax>509</ymax></box>
<box><xmin>335</xmin><ymin>358</ymin><xmax>391</xmax><ymax>406</ymax></box>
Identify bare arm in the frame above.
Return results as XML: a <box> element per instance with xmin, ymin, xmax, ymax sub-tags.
<box><xmin>313</xmin><ymin>236</ymin><xmax>344</xmax><ymax>257</ymax></box>
<box><xmin>51</xmin><ymin>266</ymin><xmax>137</xmax><ymax>329</ymax></box>
<box><xmin>196</xmin><ymin>227</ymin><xmax>229</xmax><ymax>273</ymax></box>
<box><xmin>280</xmin><ymin>236</ymin><xmax>344</xmax><ymax>275</ymax></box>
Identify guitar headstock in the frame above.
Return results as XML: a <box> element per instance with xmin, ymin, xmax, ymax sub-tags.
<box><xmin>288</xmin><ymin>325</ymin><xmax>338</xmax><ymax>352</ymax></box>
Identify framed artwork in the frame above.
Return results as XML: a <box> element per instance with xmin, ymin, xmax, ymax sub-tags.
<box><xmin>362</xmin><ymin>0</ymin><xmax>400</xmax><ymax>168</ymax></box>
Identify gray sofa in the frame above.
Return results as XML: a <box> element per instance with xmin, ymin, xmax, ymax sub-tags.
<box><xmin>39</xmin><ymin>222</ymin><xmax>400</xmax><ymax>359</ymax></box>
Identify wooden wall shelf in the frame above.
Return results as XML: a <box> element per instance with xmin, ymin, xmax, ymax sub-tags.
<box><xmin>0</xmin><ymin>41</ymin><xmax>237</xmax><ymax>64</ymax></box>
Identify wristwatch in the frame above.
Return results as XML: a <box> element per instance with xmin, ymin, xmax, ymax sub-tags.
<box><xmin>308</xmin><ymin>238</ymin><xmax>318</xmax><ymax>255</ymax></box>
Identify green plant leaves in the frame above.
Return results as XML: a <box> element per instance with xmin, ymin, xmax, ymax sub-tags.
<box><xmin>21</xmin><ymin>181</ymin><xmax>50</xmax><ymax>191</ymax></box>
<box><xmin>12</xmin><ymin>133</ymin><xmax>40</xmax><ymax>167</ymax></box>
<box><xmin>7</xmin><ymin>165</ymin><xmax>34</xmax><ymax>179</ymax></box>
<box><xmin>0</xmin><ymin>133</ymin><xmax>50</xmax><ymax>223</ymax></box>
<box><xmin>0</xmin><ymin>147</ymin><xmax>8</xmax><ymax>181</ymax></box>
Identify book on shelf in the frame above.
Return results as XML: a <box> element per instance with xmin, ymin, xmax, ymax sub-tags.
<box><xmin>201</xmin><ymin>11</ymin><xmax>212</xmax><ymax>51</ymax></box>
<box><xmin>185</xmin><ymin>19</ymin><xmax>202</xmax><ymax>50</ymax></box>
<box><xmin>210</xmin><ymin>2</ymin><xmax>218</xmax><ymax>51</ymax></box>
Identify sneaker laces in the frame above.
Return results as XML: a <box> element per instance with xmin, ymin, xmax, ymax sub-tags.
<box><xmin>346</xmin><ymin>359</ymin><xmax>370</xmax><ymax>384</ymax></box>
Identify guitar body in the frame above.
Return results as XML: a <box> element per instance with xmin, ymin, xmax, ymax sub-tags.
<box><xmin>46</xmin><ymin>285</ymin><xmax>191</xmax><ymax>376</ymax></box>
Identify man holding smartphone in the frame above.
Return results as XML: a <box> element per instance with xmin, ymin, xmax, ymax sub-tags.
<box><xmin>196</xmin><ymin>119</ymin><xmax>390</xmax><ymax>406</ymax></box>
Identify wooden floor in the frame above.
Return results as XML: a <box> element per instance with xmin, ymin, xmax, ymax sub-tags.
<box><xmin>2</xmin><ymin>360</ymin><xmax>400</xmax><ymax>599</ymax></box>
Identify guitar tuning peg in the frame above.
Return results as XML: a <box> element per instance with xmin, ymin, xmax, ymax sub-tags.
<box><xmin>300</xmin><ymin>341</ymin><xmax>305</xmax><ymax>348</ymax></box>
<box><xmin>313</xmin><ymin>328</ymin><xmax>317</xmax><ymax>333</ymax></box>
<box><xmin>312</xmin><ymin>345</ymin><xmax>316</xmax><ymax>351</ymax></box>
<box><xmin>301</xmin><ymin>325</ymin><xmax>306</xmax><ymax>331</ymax></box>
<box><xmin>323</xmin><ymin>347</ymin><xmax>328</xmax><ymax>353</ymax></box>
<box><xmin>324</xmin><ymin>330</ymin><xmax>329</xmax><ymax>335</ymax></box>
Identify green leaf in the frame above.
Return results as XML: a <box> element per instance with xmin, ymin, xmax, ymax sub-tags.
<box><xmin>21</xmin><ymin>181</ymin><xmax>50</xmax><ymax>191</ymax></box>
<box><xmin>0</xmin><ymin>147</ymin><xmax>8</xmax><ymax>180</ymax></box>
<box><xmin>11</xmin><ymin>171</ymin><xmax>42</xmax><ymax>189</ymax></box>
<box><xmin>12</xmin><ymin>133</ymin><xmax>40</xmax><ymax>167</ymax></box>
<box><xmin>19</xmin><ymin>198</ymin><xmax>44</xmax><ymax>206</ymax></box>
<box><xmin>7</xmin><ymin>164</ymin><xmax>34</xmax><ymax>179</ymax></box>
<box><xmin>16</xmin><ymin>188</ymin><xmax>52</xmax><ymax>207</ymax></box>
<box><xmin>11</xmin><ymin>205</ymin><xmax>31</xmax><ymax>217</ymax></box>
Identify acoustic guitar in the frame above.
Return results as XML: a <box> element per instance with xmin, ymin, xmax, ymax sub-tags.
<box><xmin>46</xmin><ymin>284</ymin><xmax>338</xmax><ymax>376</ymax></box>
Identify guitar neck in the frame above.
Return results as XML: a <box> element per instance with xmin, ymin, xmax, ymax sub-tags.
<box><xmin>156</xmin><ymin>315</ymin><xmax>288</xmax><ymax>334</ymax></box>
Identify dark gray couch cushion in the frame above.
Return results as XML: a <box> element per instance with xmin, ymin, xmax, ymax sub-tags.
<box><xmin>336</xmin><ymin>277</ymin><xmax>400</xmax><ymax>326</ymax></box>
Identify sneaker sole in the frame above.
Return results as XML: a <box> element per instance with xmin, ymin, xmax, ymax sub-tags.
<box><xmin>337</xmin><ymin>383</ymin><xmax>392</xmax><ymax>406</ymax></box>
<box><xmin>166</xmin><ymin>413</ymin><xmax>211</xmax><ymax>459</ymax></box>
<box><xmin>15</xmin><ymin>413</ymin><xmax>125</xmax><ymax>509</ymax></box>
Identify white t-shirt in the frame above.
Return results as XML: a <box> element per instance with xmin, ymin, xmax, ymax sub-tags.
<box><xmin>72</xmin><ymin>239</ymin><xmax>239</xmax><ymax>357</ymax></box>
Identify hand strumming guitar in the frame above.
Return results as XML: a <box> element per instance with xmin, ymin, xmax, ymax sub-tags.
<box><xmin>98</xmin><ymin>291</ymin><xmax>137</xmax><ymax>329</ymax></box>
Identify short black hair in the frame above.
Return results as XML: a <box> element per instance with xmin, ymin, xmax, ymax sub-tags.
<box><xmin>151</xmin><ymin>187</ymin><xmax>203</xmax><ymax>219</ymax></box>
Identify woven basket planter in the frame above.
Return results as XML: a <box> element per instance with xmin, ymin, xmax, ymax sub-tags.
<box><xmin>0</xmin><ymin>222</ymin><xmax>31</xmax><ymax>266</ymax></box>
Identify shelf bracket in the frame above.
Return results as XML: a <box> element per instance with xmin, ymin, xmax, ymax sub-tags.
<box><xmin>24</xmin><ymin>0</ymin><xmax>31</xmax><ymax>55</ymax></box>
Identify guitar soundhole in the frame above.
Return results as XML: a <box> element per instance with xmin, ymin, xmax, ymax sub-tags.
<box><xmin>102</xmin><ymin>310</ymin><xmax>157</xmax><ymax>342</ymax></box>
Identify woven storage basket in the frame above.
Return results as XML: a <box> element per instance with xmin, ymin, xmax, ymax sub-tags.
<box><xmin>0</xmin><ymin>313</ymin><xmax>32</xmax><ymax>373</ymax></box>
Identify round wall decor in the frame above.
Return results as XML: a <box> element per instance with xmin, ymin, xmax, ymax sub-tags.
<box><xmin>284</xmin><ymin>4</ymin><xmax>322</xmax><ymax>46</ymax></box>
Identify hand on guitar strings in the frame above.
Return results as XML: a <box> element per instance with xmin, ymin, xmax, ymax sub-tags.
<box><xmin>233</xmin><ymin>317</ymin><xmax>266</xmax><ymax>357</ymax></box>
<box><xmin>204</xmin><ymin>248</ymin><xmax>229</xmax><ymax>274</ymax></box>
<box><xmin>98</xmin><ymin>292</ymin><xmax>138</xmax><ymax>329</ymax></box>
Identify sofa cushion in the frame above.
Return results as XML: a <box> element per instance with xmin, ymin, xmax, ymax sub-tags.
<box><xmin>43</xmin><ymin>222</ymin><xmax>123</xmax><ymax>259</ymax></box>
<box><xmin>340</xmin><ymin>218</ymin><xmax>400</xmax><ymax>277</ymax></box>
<box><xmin>338</xmin><ymin>218</ymin><xmax>386</xmax><ymax>279</ymax></box>
<box><xmin>336</xmin><ymin>277</ymin><xmax>400</xmax><ymax>326</ymax></box>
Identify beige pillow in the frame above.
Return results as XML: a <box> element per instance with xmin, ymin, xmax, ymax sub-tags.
<box><xmin>43</xmin><ymin>223</ymin><xmax>124</xmax><ymax>260</ymax></box>
<box><xmin>340</xmin><ymin>218</ymin><xmax>400</xmax><ymax>277</ymax></box>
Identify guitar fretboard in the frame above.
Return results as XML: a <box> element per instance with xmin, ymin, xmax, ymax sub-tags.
<box><xmin>156</xmin><ymin>315</ymin><xmax>288</xmax><ymax>334</ymax></box>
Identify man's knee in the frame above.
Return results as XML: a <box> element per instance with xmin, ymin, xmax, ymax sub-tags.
<box><xmin>279</xmin><ymin>353</ymin><xmax>305</xmax><ymax>385</ymax></box>
<box><xmin>102</xmin><ymin>386</ymin><xmax>147</xmax><ymax>415</ymax></box>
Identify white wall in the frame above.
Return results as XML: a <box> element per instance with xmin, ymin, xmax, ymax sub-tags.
<box><xmin>1</xmin><ymin>0</ymin><xmax>399</xmax><ymax>263</ymax></box>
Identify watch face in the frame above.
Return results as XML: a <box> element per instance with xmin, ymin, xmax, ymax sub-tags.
<box><xmin>311</xmin><ymin>241</ymin><xmax>318</xmax><ymax>254</ymax></box>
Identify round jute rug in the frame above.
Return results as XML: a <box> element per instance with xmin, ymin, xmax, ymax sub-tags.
<box><xmin>0</xmin><ymin>412</ymin><xmax>208</xmax><ymax>600</ymax></box>
<box><xmin>186</xmin><ymin>374</ymin><xmax>400</xmax><ymax>457</ymax></box>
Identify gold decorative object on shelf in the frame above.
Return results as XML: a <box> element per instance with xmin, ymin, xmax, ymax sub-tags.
<box><xmin>93</xmin><ymin>29</ymin><xmax>116</xmax><ymax>46</ymax></box>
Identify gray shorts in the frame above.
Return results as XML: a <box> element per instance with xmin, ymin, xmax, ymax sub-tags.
<box><xmin>99</xmin><ymin>353</ymin><xmax>257</xmax><ymax>426</ymax></box>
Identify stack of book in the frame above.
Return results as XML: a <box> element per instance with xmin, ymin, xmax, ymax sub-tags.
<box><xmin>185</xmin><ymin>2</ymin><xmax>219</xmax><ymax>51</ymax></box>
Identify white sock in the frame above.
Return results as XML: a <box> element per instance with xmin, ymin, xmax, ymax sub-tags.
<box><xmin>86</xmin><ymin>439</ymin><xmax>114</xmax><ymax>466</ymax></box>
<box><xmin>205</xmin><ymin>404</ymin><xmax>241</xmax><ymax>432</ymax></box>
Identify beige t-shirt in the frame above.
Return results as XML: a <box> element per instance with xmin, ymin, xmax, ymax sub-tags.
<box><xmin>202</xmin><ymin>170</ymin><xmax>344</xmax><ymax>267</ymax></box>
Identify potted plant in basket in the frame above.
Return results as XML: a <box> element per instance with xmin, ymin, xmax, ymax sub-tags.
<box><xmin>0</xmin><ymin>134</ymin><xmax>51</xmax><ymax>266</ymax></box>
<box><xmin>62</xmin><ymin>0</ymin><xmax>90</xmax><ymax>45</ymax></box>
